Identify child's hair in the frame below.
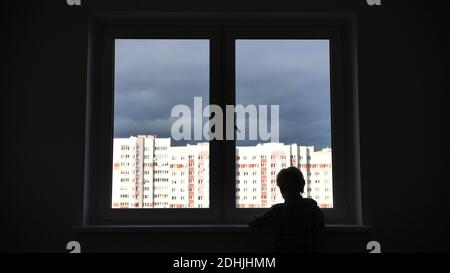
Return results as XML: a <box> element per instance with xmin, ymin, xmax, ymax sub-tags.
<box><xmin>276</xmin><ymin>167</ymin><xmax>306</xmax><ymax>194</ymax></box>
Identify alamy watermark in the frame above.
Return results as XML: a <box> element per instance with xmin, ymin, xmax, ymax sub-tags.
<box><xmin>66</xmin><ymin>241</ymin><xmax>81</xmax><ymax>253</ymax></box>
<box><xmin>366</xmin><ymin>0</ymin><xmax>381</xmax><ymax>6</ymax></box>
<box><xmin>171</xmin><ymin>97</ymin><xmax>279</xmax><ymax>142</ymax></box>
<box><xmin>66</xmin><ymin>0</ymin><xmax>81</xmax><ymax>6</ymax></box>
<box><xmin>366</xmin><ymin>241</ymin><xmax>382</xmax><ymax>253</ymax></box>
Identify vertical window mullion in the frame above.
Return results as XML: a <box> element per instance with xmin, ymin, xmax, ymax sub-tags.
<box><xmin>209</xmin><ymin>30</ymin><xmax>222</xmax><ymax>222</ymax></box>
<box><xmin>222</xmin><ymin>29</ymin><xmax>238</xmax><ymax>222</ymax></box>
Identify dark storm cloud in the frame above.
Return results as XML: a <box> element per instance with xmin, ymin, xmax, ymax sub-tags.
<box><xmin>114</xmin><ymin>39</ymin><xmax>331</xmax><ymax>149</ymax></box>
<box><xmin>236</xmin><ymin>40</ymin><xmax>331</xmax><ymax>149</ymax></box>
<box><xmin>114</xmin><ymin>39</ymin><xmax>209</xmax><ymax>140</ymax></box>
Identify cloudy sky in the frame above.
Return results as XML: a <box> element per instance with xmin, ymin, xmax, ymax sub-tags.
<box><xmin>114</xmin><ymin>39</ymin><xmax>331</xmax><ymax>149</ymax></box>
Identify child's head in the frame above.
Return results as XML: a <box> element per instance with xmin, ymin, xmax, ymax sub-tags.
<box><xmin>276</xmin><ymin>167</ymin><xmax>305</xmax><ymax>199</ymax></box>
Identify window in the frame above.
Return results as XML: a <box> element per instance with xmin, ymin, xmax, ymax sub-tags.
<box><xmin>111</xmin><ymin>39</ymin><xmax>210</xmax><ymax>210</ymax></box>
<box><xmin>84</xmin><ymin>13</ymin><xmax>361</xmax><ymax>225</ymax></box>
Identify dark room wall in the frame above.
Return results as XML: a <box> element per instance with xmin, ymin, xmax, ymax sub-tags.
<box><xmin>1</xmin><ymin>0</ymin><xmax>449</xmax><ymax>252</ymax></box>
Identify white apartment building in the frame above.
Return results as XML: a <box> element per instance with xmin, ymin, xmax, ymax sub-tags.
<box><xmin>112</xmin><ymin>135</ymin><xmax>333</xmax><ymax>209</ymax></box>
<box><xmin>236</xmin><ymin>143</ymin><xmax>333</xmax><ymax>208</ymax></box>
<box><xmin>112</xmin><ymin>135</ymin><xmax>209</xmax><ymax>209</ymax></box>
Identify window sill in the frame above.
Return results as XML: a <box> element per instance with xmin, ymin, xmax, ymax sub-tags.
<box><xmin>73</xmin><ymin>224</ymin><xmax>372</xmax><ymax>233</ymax></box>
<box><xmin>72</xmin><ymin>224</ymin><xmax>372</xmax><ymax>252</ymax></box>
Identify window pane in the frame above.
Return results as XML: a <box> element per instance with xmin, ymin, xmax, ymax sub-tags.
<box><xmin>112</xmin><ymin>39</ymin><xmax>210</xmax><ymax>209</ymax></box>
<box><xmin>235</xmin><ymin>40</ymin><xmax>333</xmax><ymax>209</ymax></box>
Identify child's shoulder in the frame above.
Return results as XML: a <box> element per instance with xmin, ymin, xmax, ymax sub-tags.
<box><xmin>302</xmin><ymin>198</ymin><xmax>319</xmax><ymax>206</ymax></box>
<box><xmin>270</xmin><ymin>203</ymin><xmax>285</xmax><ymax>210</ymax></box>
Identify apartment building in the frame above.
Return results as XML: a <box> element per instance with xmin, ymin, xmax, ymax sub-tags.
<box><xmin>236</xmin><ymin>143</ymin><xmax>333</xmax><ymax>208</ymax></box>
<box><xmin>112</xmin><ymin>135</ymin><xmax>209</xmax><ymax>209</ymax></box>
<box><xmin>112</xmin><ymin>135</ymin><xmax>332</xmax><ymax>209</ymax></box>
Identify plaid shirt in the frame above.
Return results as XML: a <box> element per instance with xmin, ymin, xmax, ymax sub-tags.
<box><xmin>249</xmin><ymin>197</ymin><xmax>325</xmax><ymax>253</ymax></box>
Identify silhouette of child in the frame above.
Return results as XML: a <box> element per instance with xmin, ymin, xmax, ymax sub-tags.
<box><xmin>249</xmin><ymin>167</ymin><xmax>325</xmax><ymax>252</ymax></box>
